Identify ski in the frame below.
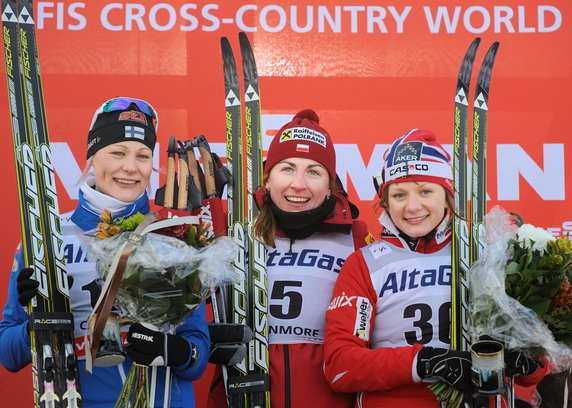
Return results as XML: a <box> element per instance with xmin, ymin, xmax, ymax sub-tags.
<box><xmin>470</xmin><ymin>42</ymin><xmax>499</xmax><ymax>266</ymax></box>
<box><xmin>470</xmin><ymin>42</ymin><xmax>501</xmax><ymax>408</ymax></box>
<box><xmin>239</xmin><ymin>31</ymin><xmax>270</xmax><ymax>408</ymax></box>
<box><xmin>1</xmin><ymin>0</ymin><xmax>81</xmax><ymax>407</ymax></box>
<box><xmin>451</xmin><ymin>37</ymin><xmax>481</xmax><ymax>355</ymax></box>
<box><xmin>451</xmin><ymin>38</ymin><xmax>500</xmax><ymax>408</ymax></box>
<box><xmin>221</xmin><ymin>35</ymin><xmax>249</xmax><ymax>408</ymax></box>
<box><xmin>221</xmin><ymin>33</ymin><xmax>270</xmax><ymax>407</ymax></box>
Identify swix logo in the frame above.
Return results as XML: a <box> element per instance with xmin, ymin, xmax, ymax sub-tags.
<box><xmin>353</xmin><ymin>297</ymin><xmax>372</xmax><ymax>341</ymax></box>
<box><xmin>197</xmin><ymin>202</ymin><xmax>213</xmax><ymax>226</ymax></box>
<box><xmin>328</xmin><ymin>292</ymin><xmax>357</xmax><ymax>310</ymax></box>
<box><xmin>118</xmin><ymin>110</ymin><xmax>147</xmax><ymax>125</ymax></box>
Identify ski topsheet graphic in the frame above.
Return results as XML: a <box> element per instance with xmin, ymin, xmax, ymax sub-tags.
<box><xmin>221</xmin><ymin>33</ymin><xmax>270</xmax><ymax>408</ymax></box>
<box><xmin>1</xmin><ymin>0</ymin><xmax>81</xmax><ymax>407</ymax></box>
<box><xmin>451</xmin><ymin>38</ymin><xmax>500</xmax><ymax>408</ymax></box>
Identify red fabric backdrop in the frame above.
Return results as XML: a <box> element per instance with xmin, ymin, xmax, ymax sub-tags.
<box><xmin>0</xmin><ymin>1</ymin><xmax>570</xmax><ymax>406</ymax></box>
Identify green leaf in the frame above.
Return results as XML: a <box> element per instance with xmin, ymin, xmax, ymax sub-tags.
<box><xmin>527</xmin><ymin>297</ymin><xmax>552</xmax><ymax>316</ymax></box>
<box><xmin>506</xmin><ymin>261</ymin><xmax>520</xmax><ymax>276</ymax></box>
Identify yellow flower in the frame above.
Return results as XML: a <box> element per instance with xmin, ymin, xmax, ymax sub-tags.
<box><xmin>556</xmin><ymin>236</ymin><xmax>572</xmax><ymax>255</ymax></box>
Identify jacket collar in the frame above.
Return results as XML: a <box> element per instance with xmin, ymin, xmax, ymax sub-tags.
<box><xmin>253</xmin><ymin>188</ymin><xmax>354</xmax><ymax>236</ymax></box>
<box><xmin>70</xmin><ymin>185</ymin><xmax>150</xmax><ymax>232</ymax></box>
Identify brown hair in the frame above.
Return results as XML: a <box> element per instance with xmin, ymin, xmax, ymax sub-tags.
<box><xmin>253</xmin><ymin>172</ymin><xmax>338</xmax><ymax>247</ymax></box>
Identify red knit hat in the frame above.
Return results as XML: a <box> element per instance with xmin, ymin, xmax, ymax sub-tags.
<box><xmin>265</xmin><ymin>109</ymin><xmax>336</xmax><ymax>180</ymax></box>
<box><xmin>374</xmin><ymin>129</ymin><xmax>453</xmax><ymax>198</ymax></box>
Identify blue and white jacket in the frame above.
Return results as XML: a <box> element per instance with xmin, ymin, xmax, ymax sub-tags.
<box><xmin>0</xmin><ymin>185</ymin><xmax>210</xmax><ymax>408</ymax></box>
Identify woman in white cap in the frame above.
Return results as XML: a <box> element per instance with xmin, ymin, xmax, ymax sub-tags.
<box><xmin>323</xmin><ymin>129</ymin><xmax>548</xmax><ymax>407</ymax></box>
<box><xmin>0</xmin><ymin>97</ymin><xmax>210</xmax><ymax>407</ymax></box>
<box><xmin>208</xmin><ymin>109</ymin><xmax>373</xmax><ymax>408</ymax></box>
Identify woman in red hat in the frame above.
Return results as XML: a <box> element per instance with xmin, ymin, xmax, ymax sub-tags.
<box><xmin>323</xmin><ymin>129</ymin><xmax>548</xmax><ymax>407</ymax></box>
<box><xmin>208</xmin><ymin>109</ymin><xmax>373</xmax><ymax>408</ymax></box>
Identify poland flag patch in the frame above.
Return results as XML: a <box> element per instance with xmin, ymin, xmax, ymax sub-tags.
<box><xmin>296</xmin><ymin>144</ymin><xmax>309</xmax><ymax>153</ymax></box>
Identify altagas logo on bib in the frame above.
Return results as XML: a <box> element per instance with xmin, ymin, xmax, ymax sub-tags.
<box><xmin>279</xmin><ymin>126</ymin><xmax>327</xmax><ymax>147</ymax></box>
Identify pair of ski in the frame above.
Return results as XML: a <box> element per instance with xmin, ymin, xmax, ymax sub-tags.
<box><xmin>1</xmin><ymin>0</ymin><xmax>81</xmax><ymax>407</ymax></box>
<box><xmin>450</xmin><ymin>39</ymin><xmax>508</xmax><ymax>408</ymax></box>
<box><xmin>216</xmin><ymin>33</ymin><xmax>270</xmax><ymax>408</ymax></box>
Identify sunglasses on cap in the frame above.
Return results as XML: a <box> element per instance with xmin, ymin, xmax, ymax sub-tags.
<box><xmin>90</xmin><ymin>97</ymin><xmax>159</xmax><ymax>130</ymax></box>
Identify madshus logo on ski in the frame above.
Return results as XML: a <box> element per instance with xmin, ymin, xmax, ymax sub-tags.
<box><xmin>279</xmin><ymin>126</ymin><xmax>327</xmax><ymax>147</ymax></box>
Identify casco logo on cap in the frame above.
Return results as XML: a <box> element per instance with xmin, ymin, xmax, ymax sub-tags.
<box><xmin>279</xmin><ymin>126</ymin><xmax>327</xmax><ymax>147</ymax></box>
<box><xmin>389</xmin><ymin>162</ymin><xmax>430</xmax><ymax>177</ymax></box>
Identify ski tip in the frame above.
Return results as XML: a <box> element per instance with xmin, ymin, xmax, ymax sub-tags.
<box><xmin>239</xmin><ymin>32</ymin><xmax>258</xmax><ymax>80</ymax></box>
<box><xmin>457</xmin><ymin>37</ymin><xmax>481</xmax><ymax>87</ymax></box>
<box><xmin>238</xmin><ymin>32</ymin><xmax>252</xmax><ymax>50</ymax></box>
<box><xmin>220</xmin><ymin>36</ymin><xmax>231</xmax><ymax>49</ymax></box>
<box><xmin>476</xmin><ymin>42</ymin><xmax>500</xmax><ymax>89</ymax></box>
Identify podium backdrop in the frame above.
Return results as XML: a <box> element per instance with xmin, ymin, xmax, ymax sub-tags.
<box><xmin>0</xmin><ymin>1</ymin><xmax>569</xmax><ymax>406</ymax></box>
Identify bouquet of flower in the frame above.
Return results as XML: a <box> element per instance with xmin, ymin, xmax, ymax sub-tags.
<box><xmin>84</xmin><ymin>209</ymin><xmax>240</xmax><ymax>407</ymax></box>
<box><xmin>470</xmin><ymin>206</ymin><xmax>572</xmax><ymax>369</ymax></box>
<box><xmin>431</xmin><ymin>207</ymin><xmax>571</xmax><ymax>408</ymax></box>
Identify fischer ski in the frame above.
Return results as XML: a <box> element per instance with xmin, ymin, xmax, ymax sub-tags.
<box><xmin>451</xmin><ymin>37</ymin><xmax>481</xmax><ymax>355</ymax></box>
<box><xmin>240</xmin><ymin>31</ymin><xmax>270</xmax><ymax>408</ymax></box>
<box><xmin>451</xmin><ymin>38</ymin><xmax>500</xmax><ymax>408</ymax></box>
<box><xmin>221</xmin><ymin>33</ymin><xmax>270</xmax><ymax>407</ymax></box>
<box><xmin>1</xmin><ymin>0</ymin><xmax>81</xmax><ymax>407</ymax></box>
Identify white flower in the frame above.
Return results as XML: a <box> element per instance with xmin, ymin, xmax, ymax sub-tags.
<box><xmin>516</xmin><ymin>224</ymin><xmax>555</xmax><ymax>254</ymax></box>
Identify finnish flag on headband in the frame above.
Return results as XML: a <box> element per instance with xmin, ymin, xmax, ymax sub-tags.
<box><xmin>124</xmin><ymin>125</ymin><xmax>145</xmax><ymax>141</ymax></box>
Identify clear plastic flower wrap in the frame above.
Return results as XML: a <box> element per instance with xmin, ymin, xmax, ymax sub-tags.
<box><xmin>84</xmin><ymin>231</ymin><xmax>240</xmax><ymax>330</ymax></box>
<box><xmin>469</xmin><ymin>206</ymin><xmax>572</xmax><ymax>372</ymax></box>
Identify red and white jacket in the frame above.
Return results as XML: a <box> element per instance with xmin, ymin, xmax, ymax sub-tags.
<box><xmin>208</xmin><ymin>192</ymin><xmax>373</xmax><ymax>408</ymax></box>
<box><xmin>324</xmin><ymin>211</ymin><xmax>548</xmax><ymax>408</ymax></box>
